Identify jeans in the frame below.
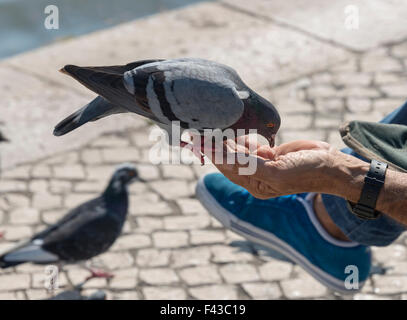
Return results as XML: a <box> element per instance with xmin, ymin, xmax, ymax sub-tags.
<box><xmin>321</xmin><ymin>102</ymin><xmax>407</xmax><ymax>246</ymax></box>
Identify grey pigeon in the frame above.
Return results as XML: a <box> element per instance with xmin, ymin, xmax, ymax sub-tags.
<box><xmin>53</xmin><ymin>58</ymin><xmax>281</xmax><ymax>156</ymax></box>
<box><xmin>0</xmin><ymin>164</ymin><xmax>140</xmax><ymax>277</ymax></box>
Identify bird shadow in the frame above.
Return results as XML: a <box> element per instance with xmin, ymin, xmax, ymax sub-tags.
<box><xmin>46</xmin><ymin>288</ymin><xmax>106</xmax><ymax>300</ymax></box>
<box><xmin>369</xmin><ymin>264</ymin><xmax>388</xmax><ymax>276</ymax></box>
<box><xmin>45</xmin><ymin>275</ymin><xmax>107</xmax><ymax>300</ymax></box>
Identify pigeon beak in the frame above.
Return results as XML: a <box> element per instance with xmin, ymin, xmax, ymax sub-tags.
<box><xmin>59</xmin><ymin>67</ymin><xmax>69</xmax><ymax>75</ymax></box>
<box><xmin>136</xmin><ymin>176</ymin><xmax>146</xmax><ymax>183</ymax></box>
<box><xmin>126</xmin><ymin>170</ymin><xmax>144</xmax><ymax>183</ymax></box>
<box><xmin>134</xmin><ymin>174</ymin><xmax>146</xmax><ymax>183</ymax></box>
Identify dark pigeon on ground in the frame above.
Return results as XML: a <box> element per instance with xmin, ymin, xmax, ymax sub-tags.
<box><xmin>53</xmin><ymin>58</ymin><xmax>281</xmax><ymax>161</ymax></box>
<box><xmin>0</xmin><ymin>163</ymin><xmax>141</xmax><ymax>280</ymax></box>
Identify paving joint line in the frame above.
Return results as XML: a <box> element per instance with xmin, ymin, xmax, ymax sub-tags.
<box><xmin>219</xmin><ymin>1</ymin><xmax>364</xmax><ymax>54</ymax></box>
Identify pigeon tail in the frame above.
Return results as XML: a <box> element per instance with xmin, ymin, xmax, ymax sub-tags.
<box><xmin>53</xmin><ymin>96</ymin><xmax>126</xmax><ymax>136</ymax></box>
<box><xmin>58</xmin><ymin>62</ymin><xmax>166</xmax><ymax>125</ymax></box>
<box><xmin>60</xmin><ymin>65</ymin><xmax>128</xmax><ymax>101</ymax></box>
<box><xmin>53</xmin><ymin>105</ymin><xmax>87</xmax><ymax>136</ymax></box>
<box><xmin>0</xmin><ymin>256</ymin><xmax>25</xmax><ymax>269</ymax></box>
<box><xmin>0</xmin><ymin>243</ymin><xmax>25</xmax><ymax>268</ymax></box>
<box><xmin>0</xmin><ymin>241</ymin><xmax>58</xmax><ymax>268</ymax></box>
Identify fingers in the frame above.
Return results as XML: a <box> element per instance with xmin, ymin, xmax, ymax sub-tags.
<box><xmin>256</xmin><ymin>145</ymin><xmax>275</xmax><ymax>159</ymax></box>
<box><xmin>197</xmin><ymin>135</ymin><xmax>335</xmax><ymax>199</ymax></box>
<box><xmin>198</xmin><ymin>135</ymin><xmax>279</xmax><ymax>197</ymax></box>
<box><xmin>208</xmin><ymin>139</ymin><xmax>274</xmax><ymax>179</ymax></box>
<box><xmin>236</xmin><ymin>134</ymin><xmax>262</xmax><ymax>151</ymax></box>
<box><xmin>201</xmin><ymin>138</ymin><xmax>245</xmax><ymax>167</ymax></box>
<box><xmin>273</xmin><ymin>140</ymin><xmax>331</xmax><ymax>157</ymax></box>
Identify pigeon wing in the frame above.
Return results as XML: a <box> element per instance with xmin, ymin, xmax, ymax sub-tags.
<box><xmin>53</xmin><ymin>96</ymin><xmax>128</xmax><ymax>136</ymax></box>
<box><xmin>0</xmin><ymin>197</ymin><xmax>109</xmax><ymax>267</ymax></box>
<box><xmin>37</xmin><ymin>197</ymin><xmax>124</xmax><ymax>261</ymax></box>
<box><xmin>124</xmin><ymin>59</ymin><xmax>247</xmax><ymax>130</ymax></box>
<box><xmin>60</xmin><ymin>60</ymin><xmax>165</xmax><ymax>124</ymax></box>
<box><xmin>33</xmin><ymin>197</ymin><xmax>106</xmax><ymax>243</ymax></box>
<box><xmin>85</xmin><ymin>59</ymin><xmax>165</xmax><ymax>75</ymax></box>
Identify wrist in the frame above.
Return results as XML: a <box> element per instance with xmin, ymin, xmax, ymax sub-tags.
<box><xmin>324</xmin><ymin>151</ymin><xmax>370</xmax><ymax>201</ymax></box>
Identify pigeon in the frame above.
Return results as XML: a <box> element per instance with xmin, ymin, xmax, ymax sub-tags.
<box><xmin>53</xmin><ymin>58</ymin><xmax>281</xmax><ymax>162</ymax></box>
<box><xmin>0</xmin><ymin>163</ymin><xmax>140</xmax><ymax>280</ymax></box>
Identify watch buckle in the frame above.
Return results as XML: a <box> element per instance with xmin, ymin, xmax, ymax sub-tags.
<box><xmin>364</xmin><ymin>175</ymin><xmax>383</xmax><ymax>187</ymax></box>
<box><xmin>353</xmin><ymin>203</ymin><xmax>377</xmax><ymax>220</ymax></box>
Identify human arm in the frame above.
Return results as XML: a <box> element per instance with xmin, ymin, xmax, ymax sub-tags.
<box><xmin>202</xmin><ymin>137</ymin><xmax>407</xmax><ymax>225</ymax></box>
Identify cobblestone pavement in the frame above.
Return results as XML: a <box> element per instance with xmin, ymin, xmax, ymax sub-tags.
<box><xmin>1</xmin><ymin>2</ymin><xmax>407</xmax><ymax>300</ymax></box>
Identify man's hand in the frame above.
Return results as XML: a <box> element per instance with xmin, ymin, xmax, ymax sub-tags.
<box><xmin>200</xmin><ymin>135</ymin><xmax>360</xmax><ymax>200</ymax></box>
<box><xmin>195</xmin><ymin>134</ymin><xmax>407</xmax><ymax>227</ymax></box>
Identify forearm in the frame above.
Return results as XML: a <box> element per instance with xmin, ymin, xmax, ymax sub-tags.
<box><xmin>326</xmin><ymin>152</ymin><xmax>407</xmax><ymax>225</ymax></box>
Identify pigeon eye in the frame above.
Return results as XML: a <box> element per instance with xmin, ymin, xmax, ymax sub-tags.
<box><xmin>266</xmin><ymin>123</ymin><xmax>275</xmax><ymax>128</ymax></box>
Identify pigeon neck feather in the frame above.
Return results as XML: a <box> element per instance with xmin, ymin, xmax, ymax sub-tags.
<box><xmin>104</xmin><ymin>179</ymin><xmax>128</xmax><ymax>198</ymax></box>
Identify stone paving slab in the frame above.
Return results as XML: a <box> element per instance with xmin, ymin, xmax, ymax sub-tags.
<box><xmin>4</xmin><ymin>2</ymin><xmax>349</xmax><ymax>89</ymax></box>
<box><xmin>1</xmin><ymin>0</ymin><xmax>407</xmax><ymax>300</ymax></box>
<box><xmin>221</xmin><ymin>0</ymin><xmax>407</xmax><ymax>51</ymax></box>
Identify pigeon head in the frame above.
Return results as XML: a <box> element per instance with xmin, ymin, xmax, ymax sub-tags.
<box><xmin>112</xmin><ymin>163</ymin><xmax>141</xmax><ymax>184</ymax></box>
<box><xmin>106</xmin><ymin>163</ymin><xmax>141</xmax><ymax>194</ymax></box>
<box><xmin>231</xmin><ymin>90</ymin><xmax>281</xmax><ymax>147</ymax></box>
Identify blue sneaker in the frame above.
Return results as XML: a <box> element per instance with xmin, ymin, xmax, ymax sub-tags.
<box><xmin>196</xmin><ymin>173</ymin><xmax>372</xmax><ymax>294</ymax></box>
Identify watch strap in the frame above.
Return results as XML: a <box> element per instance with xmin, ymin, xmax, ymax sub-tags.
<box><xmin>352</xmin><ymin>159</ymin><xmax>387</xmax><ymax>220</ymax></box>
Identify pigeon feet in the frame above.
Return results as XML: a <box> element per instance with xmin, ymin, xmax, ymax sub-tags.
<box><xmin>85</xmin><ymin>269</ymin><xmax>114</xmax><ymax>281</ymax></box>
<box><xmin>0</xmin><ymin>232</ymin><xmax>4</xmax><ymax>239</ymax></box>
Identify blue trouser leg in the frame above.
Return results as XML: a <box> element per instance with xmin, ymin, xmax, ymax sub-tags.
<box><xmin>321</xmin><ymin>101</ymin><xmax>407</xmax><ymax>246</ymax></box>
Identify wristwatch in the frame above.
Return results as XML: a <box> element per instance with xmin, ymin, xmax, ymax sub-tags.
<box><xmin>349</xmin><ymin>159</ymin><xmax>388</xmax><ymax>220</ymax></box>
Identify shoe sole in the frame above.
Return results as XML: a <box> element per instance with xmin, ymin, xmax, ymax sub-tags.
<box><xmin>196</xmin><ymin>177</ymin><xmax>363</xmax><ymax>295</ymax></box>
